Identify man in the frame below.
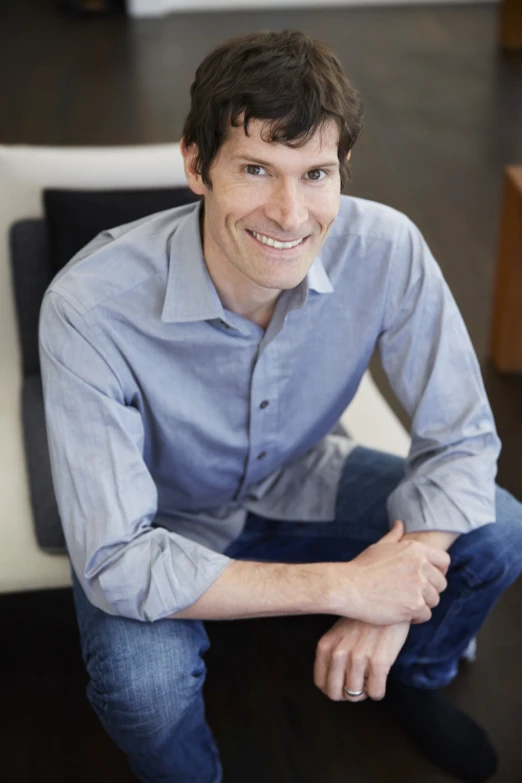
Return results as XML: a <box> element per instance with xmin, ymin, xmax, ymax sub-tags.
<box><xmin>39</xmin><ymin>30</ymin><xmax>522</xmax><ymax>783</ymax></box>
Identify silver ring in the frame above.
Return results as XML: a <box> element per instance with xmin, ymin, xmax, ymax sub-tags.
<box><xmin>344</xmin><ymin>687</ymin><xmax>365</xmax><ymax>698</ymax></box>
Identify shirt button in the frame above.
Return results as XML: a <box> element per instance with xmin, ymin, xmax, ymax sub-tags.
<box><xmin>257</xmin><ymin>451</ymin><xmax>266</xmax><ymax>460</ymax></box>
<box><xmin>259</xmin><ymin>400</ymin><xmax>269</xmax><ymax>409</ymax></box>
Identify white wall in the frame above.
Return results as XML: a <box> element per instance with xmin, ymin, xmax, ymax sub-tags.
<box><xmin>128</xmin><ymin>0</ymin><xmax>496</xmax><ymax>17</ymax></box>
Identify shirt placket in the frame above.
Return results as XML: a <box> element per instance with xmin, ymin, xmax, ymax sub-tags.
<box><xmin>233</xmin><ymin>293</ymin><xmax>313</xmax><ymax>502</ymax></box>
<box><xmin>232</xmin><ymin>339</ymin><xmax>277</xmax><ymax>500</ymax></box>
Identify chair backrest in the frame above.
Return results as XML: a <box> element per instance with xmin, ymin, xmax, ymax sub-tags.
<box><xmin>0</xmin><ymin>141</ymin><xmax>187</xmax><ymax>393</ymax></box>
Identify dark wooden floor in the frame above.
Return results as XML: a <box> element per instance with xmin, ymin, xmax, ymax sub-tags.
<box><xmin>1</xmin><ymin>1</ymin><xmax>522</xmax><ymax>781</ymax></box>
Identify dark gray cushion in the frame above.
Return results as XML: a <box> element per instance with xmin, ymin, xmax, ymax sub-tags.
<box><xmin>44</xmin><ymin>187</ymin><xmax>200</xmax><ymax>274</ymax></box>
<box><xmin>22</xmin><ymin>374</ymin><xmax>66</xmax><ymax>553</ymax></box>
<box><xmin>9</xmin><ymin>220</ymin><xmax>54</xmax><ymax>376</ymax></box>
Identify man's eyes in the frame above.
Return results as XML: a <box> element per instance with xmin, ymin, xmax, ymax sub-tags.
<box><xmin>245</xmin><ymin>164</ymin><xmax>267</xmax><ymax>176</ymax></box>
<box><xmin>305</xmin><ymin>169</ymin><xmax>327</xmax><ymax>181</ymax></box>
<box><xmin>243</xmin><ymin>165</ymin><xmax>328</xmax><ymax>181</ymax></box>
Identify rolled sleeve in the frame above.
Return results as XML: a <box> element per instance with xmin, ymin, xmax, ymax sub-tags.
<box><xmin>378</xmin><ymin>220</ymin><xmax>501</xmax><ymax>535</ymax></box>
<box><xmin>39</xmin><ymin>291</ymin><xmax>232</xmax><ymax>621</ymax></box>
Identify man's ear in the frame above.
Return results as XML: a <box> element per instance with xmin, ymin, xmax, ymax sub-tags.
<box><xmin>181</xmin><ymin>138</ymin><xmax>207</xmax><ymax>197</ymax></box>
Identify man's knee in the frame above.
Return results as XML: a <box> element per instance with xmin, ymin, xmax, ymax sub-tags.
<box><xmin>84</xmin><ymin>613</ymin><xmax>210</xmax><ymax>742</ymax></box>
<box><xmin>453</xmin><ymin>488</ymin><xmax>522</xmax><ymax>586</ymax></box>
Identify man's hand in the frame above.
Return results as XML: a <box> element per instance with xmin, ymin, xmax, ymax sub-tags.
<box><xmin>336</xmin><ymin>520</ymin><xmax>450</xmax><ymax>626</ymax></box>
<box><xmin>313</xmin><ymin>524</ymin><xmax>457</xmax><ymax>702</ymax></box>
<box><xmin>314</xmin><ymin>617</ymin><xmax>410</xmax><ymax>702</ymax></box>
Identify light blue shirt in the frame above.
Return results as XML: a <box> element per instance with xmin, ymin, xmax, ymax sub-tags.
<box><xmin>39</xmin><ymin>196</ymin><xmax>500</xmax><ymax>621</ymax></box>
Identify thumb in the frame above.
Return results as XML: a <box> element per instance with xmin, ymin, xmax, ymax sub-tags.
<box><xmin>379</xmin><ymin>519</ymin><xmax>404</xmax><ymax>543</ymax></box>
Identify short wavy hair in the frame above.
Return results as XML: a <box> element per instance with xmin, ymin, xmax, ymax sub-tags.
<box><xmin>182</xmin><ymin>30</ymin><xmax>364</xmax><ymax>190</ymax></box>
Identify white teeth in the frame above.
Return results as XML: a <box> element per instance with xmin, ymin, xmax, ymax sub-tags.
<box><xmin>251</xmin><ymin>231</ymin><xmax>304</xmax><ymax>250</ymax></box>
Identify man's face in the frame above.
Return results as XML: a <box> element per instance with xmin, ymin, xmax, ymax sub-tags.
<box><xmin>183</xmin><ymin>118</ymin><xmax>345</xmax><ymax>295</ymax></box>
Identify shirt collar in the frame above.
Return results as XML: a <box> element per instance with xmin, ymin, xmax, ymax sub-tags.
<box><xmin>161</xmin><ymin>200</ymin><xmax>333</xmax><ymax>324</ymax></box>
<box><xmin>307</xmin><ymin>253</ymin><xmax>334</xmax><ymax>295</ymax></box>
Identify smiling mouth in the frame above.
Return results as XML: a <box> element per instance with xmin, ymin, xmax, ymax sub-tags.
<box><xmin>247</xmin><ymin>229</ymin><xmax>309</xmax><ymax>250</ymax></box>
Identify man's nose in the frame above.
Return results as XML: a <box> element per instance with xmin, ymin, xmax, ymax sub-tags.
<box><xmin>264</xmin><ymin>178</ymin><xmax>308</xmax><ymax>234</ymax></box>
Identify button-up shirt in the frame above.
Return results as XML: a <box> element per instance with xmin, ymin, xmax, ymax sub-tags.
<box><xmin>39</xmin><ymin>196</ymin><xmax>500</xmax><ymax>621</ymax></box>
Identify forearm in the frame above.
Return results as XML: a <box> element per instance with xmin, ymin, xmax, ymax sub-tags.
<box><xmin>170</xmin><ymin>527</ymin><xmax>457</xmax><ymax>623</ymax></box>
<box><xmin>169</xmin><ymin>559</ymin><xmax>339</xmax><ymax>620</ymax></box>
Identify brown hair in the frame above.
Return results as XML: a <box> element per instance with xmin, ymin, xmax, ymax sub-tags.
<box><xmin>182</xmin><ymin>30</ymin><xmax>364</xmax><ymax>190</ymax></box>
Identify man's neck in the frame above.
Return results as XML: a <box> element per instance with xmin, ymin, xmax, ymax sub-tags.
<box><xmin>212</xmin><ymin>279</ymin><xmax>278</xmax><ymax>329</ymax></box>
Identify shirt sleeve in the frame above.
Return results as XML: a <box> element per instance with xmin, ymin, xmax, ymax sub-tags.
<box><xmin>378</xmin><ymin>218</ymin><xmax>501</xmax><ymax>535</ymax></box>
<box><xmin>39</xmin><ymin>291</ymin><xmax>233</xmax><ymax>621</ymax></box>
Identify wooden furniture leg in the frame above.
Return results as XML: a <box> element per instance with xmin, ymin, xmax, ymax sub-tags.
<box><xmin>490</xmin><ymin>166</ymin><xmax>522</xmax><ymax>372</ymax></box>
<box><xmin>499</xmin><ymin>0</ymin><xmax>522</xmax><ymax>50</ymax></box>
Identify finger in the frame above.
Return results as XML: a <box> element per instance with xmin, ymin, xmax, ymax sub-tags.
<box><xmin>365</xmin><ymin>656</ymin><xmax>390</xmax><ymax>701</ymax></box>
<box><xmin>313</xmin><ymin>644</ymin><xmax>330</xmax><ymax>694</ymax></box>
<box><xmin>343</xmin><ymin>653</ymin><xmax>368</xmax><ymax>703</ymax></box>
<box><xmin>324</xmin><ymin>648</ymin><xmax>353</xmax><ymax>701</ymax></box>
<box><xmin>379</xmin><ymin>519</ymin><xmax>404</xmax><ymax>544</ymax></box>
<box><xmin>423</xmin><ymin>582</ymin><xmax>441</xmax><ymax>610</ymax></box>
<box><xmin>425</xmin><ymin>562</ymin><xmax>448</xmax><ymax>594</ymax></box>
<box><xmin>411</xmin><ymin>603</ymin><xmax>432</xmax><ymax>624</ymax></box>
<box><xmin>425</xmin><ymin>547</ymin><xmax>451</xmax><ymax>576</ymax></box>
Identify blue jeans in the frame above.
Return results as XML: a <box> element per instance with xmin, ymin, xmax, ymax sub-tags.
<box><xmin>71</xmin><ymin>446</ymin><xmax>522</xmax><ymax>783</ymax></box>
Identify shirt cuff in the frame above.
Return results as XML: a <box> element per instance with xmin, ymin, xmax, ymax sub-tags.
<box><xmin>386</xmin><ymin>477</ymin><xmax>496</xmax><ymax>535</ymax></box>
<box><xmin>80</xmin><ymin>530</ymin><xmax>235</xmax><ymax>622</ymax></box>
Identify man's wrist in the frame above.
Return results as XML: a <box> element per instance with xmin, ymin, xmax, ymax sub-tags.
<box><xmin>320</xmin><ymin>561</ymin><xmax>364</xmax><ymax>619</ymax></box>
<box><xmin>301</xmin><ymin>561</ymin><xmax>348</xmax><ymax>615</ymax></box>
<box><xmin>401</xmin><ymin>529</ymin><xmax>459</xmax><ymax>552</ymax></box>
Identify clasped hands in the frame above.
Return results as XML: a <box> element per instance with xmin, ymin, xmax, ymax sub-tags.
<box><xmin>314</xmin><ymin>520</ymin><xmax>451</xmax><ymax>703</ymax></box>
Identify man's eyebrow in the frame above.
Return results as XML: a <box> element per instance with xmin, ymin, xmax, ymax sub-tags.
<box><xmin>231</xmin><ymin>155</ymin><xmax>339</xmax><ymax>169</ymax></box>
